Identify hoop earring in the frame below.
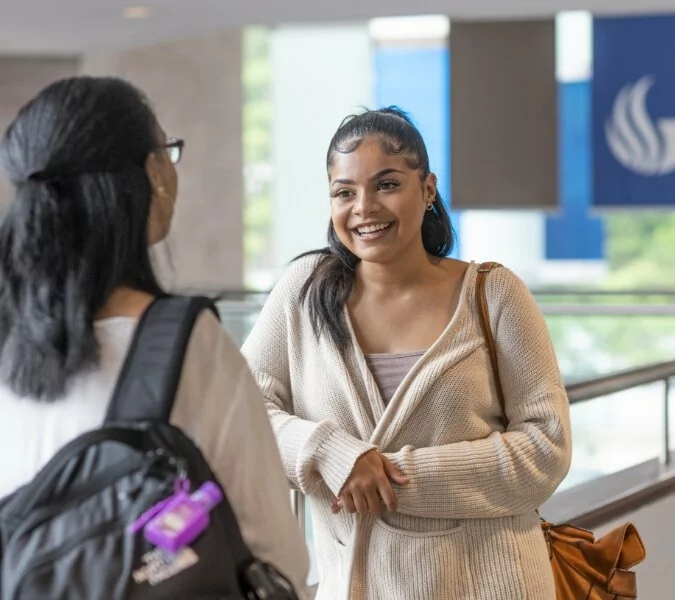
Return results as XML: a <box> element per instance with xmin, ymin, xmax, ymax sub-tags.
<box><xmin>426</xmin><ymin>199</ymin><xmax>434</xmax><ymax>211</ymax></box>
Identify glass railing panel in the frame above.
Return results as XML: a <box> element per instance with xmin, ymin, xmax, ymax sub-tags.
<box><xmin>216</xmin><ymin>300</ymin><xmax>263</xmax><ymax>346</ymax></box>
<box><xmin>543</xmin><ymin>313</ymin><xmax>675</xmax><ymax>381</ymax></box>
<box><xmin>559</xmin><ymin>381</ymin><xmax>666</xmax><ymax>491</ymax></box>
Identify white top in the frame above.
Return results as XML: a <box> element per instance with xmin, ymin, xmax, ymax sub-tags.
<box><xmin>242</xmin><ymin>256</ymin><xmax>572</xmax><ymax>600</ymax></box>
<box><xmin>0</xmin><ymin>311</ymin><xmax>309</xmax><ymax>598</ymax></box>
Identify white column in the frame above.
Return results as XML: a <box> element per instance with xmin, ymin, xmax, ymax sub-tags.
<box><xmin>459</xmin><ymin>211</ymin><xmax>545</xmax><ymax>287</ymax></box>
<box><xmin>269</xmin><ymin>24</ymin><xmax>373</xmax><ymax>281</ymax></box>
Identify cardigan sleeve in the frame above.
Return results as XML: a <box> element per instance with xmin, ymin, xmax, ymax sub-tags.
<box><xmin>383</xmin><ymin>268</ymin><xmax>572</xmax><ymax>519</ymax></box>
<box><xmin>241</xmin><ymin>257</ymin><xmax>376</xmax><ymax>497</ymax></box>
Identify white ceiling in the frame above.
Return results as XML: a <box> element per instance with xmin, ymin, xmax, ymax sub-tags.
<box><xmin>0</xmin><ymin>0</ymin><xmax>674</xmax><ymax>55</ymax></box>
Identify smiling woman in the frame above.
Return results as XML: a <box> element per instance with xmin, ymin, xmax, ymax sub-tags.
<box><xmin>242</xmin><ymin>106</ymin><xmax>571</xmax><ymax>600</ymax></box>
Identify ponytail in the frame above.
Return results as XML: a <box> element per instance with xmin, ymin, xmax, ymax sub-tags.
<box><xmin>0</xmin><ymin>177</ymin><xmax>99</xmax><ymax>399</ymax></box>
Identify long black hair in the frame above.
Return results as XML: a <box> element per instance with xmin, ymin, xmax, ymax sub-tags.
<box><xmin>0</xmin><ymin>76</ymin><xmax>165</xmax><ymax>401</ymax></box>
<box><xmin>299</xmin><ymin>107</ymin><xmax>455</xmax><ymax>351</ymax></box>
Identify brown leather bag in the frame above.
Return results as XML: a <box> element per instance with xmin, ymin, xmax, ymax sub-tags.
<box><xmin>475</xmin><ymin>262</ymin><xmax>647</xmax><ymax>600</ymax></box>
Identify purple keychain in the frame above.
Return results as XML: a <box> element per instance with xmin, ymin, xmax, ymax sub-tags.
<box><xmin>129</xmin><ymin>479</ymin><xmax>223</xmax><ymax>553</ymax></box>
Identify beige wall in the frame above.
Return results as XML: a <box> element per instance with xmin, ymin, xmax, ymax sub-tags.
<box><xmin>82</xmin><ymin>31</ymin><xmax>244</xmax><ymax>292</ymax></box>
<box><xmin>0</xmin><ymin>57</ymin><xmax>79</xmax><ymax>209</ymax></box>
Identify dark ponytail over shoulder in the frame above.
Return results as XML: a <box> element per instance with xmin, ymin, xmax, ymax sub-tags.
<box><xmin>298</xmin><ymin>107</ymin><xmax>455</xmax><ymax>351</ymax></box>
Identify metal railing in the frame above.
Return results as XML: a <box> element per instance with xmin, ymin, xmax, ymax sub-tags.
<box><xmin>212</xmin><ymin>288</ymin><xmax>675</xmax><ymax>319</ymax></box>
<box><xmin>546</xmin><ymin>364</ymin><xmax>675</xmax><ymax>528</ymax></box>
<box><xmin>206</xmin><ymin>287</ymin><xmax>675</xmax><ymax>300</ymax></box>
<box><xmin>539</xmin><ymin>304</ymin><xmax>675</xmax><ymax>315</ymax></box>
<box><xmin>566</xmin><ymin>361</ymin><xmax>675</xmax><ymax>467</ymax></box>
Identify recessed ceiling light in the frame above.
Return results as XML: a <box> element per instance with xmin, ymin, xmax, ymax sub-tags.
<box><xmin>369</xmin><ymin>15</ymin><xmax>450</xmax><ymax>42</ymax></box>
<box><xmin>124</xmin><ymin>6</ymin><xmax>153</xmax><ymax>19</ymax></box>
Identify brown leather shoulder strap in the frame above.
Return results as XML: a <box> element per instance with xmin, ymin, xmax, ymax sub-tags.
<box><xmin>475</xmin><ymin>262</ymin><xmax>506</xmax><ymax>421</ymax></box>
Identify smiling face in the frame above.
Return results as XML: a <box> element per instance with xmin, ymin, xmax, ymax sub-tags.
<box><xmin>329</xmin><ymin>135</ymin><xmax>437</xmax><ymax>265</ymax></box>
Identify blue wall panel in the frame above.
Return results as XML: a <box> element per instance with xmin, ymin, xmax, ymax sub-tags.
<box><xmin>546</xmin><ymin>81</ymin><xmax>604</xmax><ymax>260</ymax></box>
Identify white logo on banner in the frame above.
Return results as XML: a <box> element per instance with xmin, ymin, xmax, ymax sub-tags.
<box><xmin>605</xmin><ymin>76</ymin><xmax>675</xmax><ymax>176</ymax></box>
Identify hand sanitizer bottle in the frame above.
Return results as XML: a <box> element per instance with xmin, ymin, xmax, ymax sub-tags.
<box><xmin>143</xmin><ymin>481</ymin><xmax>223</xmax><ymax>553</ymax></box>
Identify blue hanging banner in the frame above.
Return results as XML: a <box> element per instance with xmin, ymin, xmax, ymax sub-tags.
<box><xmin>593</xmin><ymin>15</ymin><xmax>675</xmax><ymax>207</ymax></box>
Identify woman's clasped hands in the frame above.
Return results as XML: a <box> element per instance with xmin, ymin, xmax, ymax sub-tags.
<box><xmin>331</xmin><ymin>449</ymin><xmax>409</xmax><ymax>515</ymax></box>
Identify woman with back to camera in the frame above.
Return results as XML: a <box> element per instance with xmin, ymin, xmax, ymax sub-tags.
<box><xmin>242</xmin><ymin>107</ymin><xmax>572</xmax><ymax>600</ymax></box>
<box><xmin>0</xmin><ymin>76</ymin><xmax>308</xmax><ymax>596</ymax></box>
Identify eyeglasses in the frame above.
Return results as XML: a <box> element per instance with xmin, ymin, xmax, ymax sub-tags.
<box><xmin>162</xmin><ymin>138</ymin><xmax>185</xmax><ymax>165</ymax></box>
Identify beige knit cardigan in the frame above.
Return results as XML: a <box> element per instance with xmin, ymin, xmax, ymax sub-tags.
<box><xmin>242</xmin><ymin>257</ymin><xmax>572</xmax><ymax>600</ymax></box>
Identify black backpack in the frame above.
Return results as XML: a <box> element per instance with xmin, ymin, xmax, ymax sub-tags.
<box><xmin>0</xmin><ymin>296</ymin><xmax>299</xmax><ymax>600</ymax></box>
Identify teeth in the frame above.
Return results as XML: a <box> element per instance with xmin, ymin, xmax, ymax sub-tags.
<box><xmin>357</xmin><ymin>223</ymin><xmax>390</xmax><ymax>235</ymax></box>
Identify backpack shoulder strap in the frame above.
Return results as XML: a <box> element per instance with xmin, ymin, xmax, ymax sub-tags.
<box><xmin>475</xmin><ymin>262</ymin><xmax>507</xmax><ymax>421</ymax></box>
<box><xmin>105</xmin><ymin>295</ymin><xmax>219</xmax><ymax>424</ymax></box>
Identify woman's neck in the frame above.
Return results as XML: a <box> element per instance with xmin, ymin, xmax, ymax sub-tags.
<box><xmin>95</xmin><ymin>286</ymin><xmax>155</xmax><ymax>321</ymax></box>
<box><xmin>355</xmin><ymin>245</ymin><xmax>445</xmax><ymax>296</ymax></box>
